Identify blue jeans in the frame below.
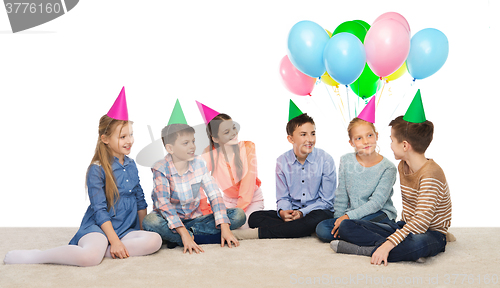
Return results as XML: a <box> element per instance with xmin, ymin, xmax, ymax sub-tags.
<box><xmin>315</xmin><ymin>211</ymin><xmax>393</xmax><ymax>243</ymax></box>
<box><xmin>338</xmin><ymin>219</ymin><xmax>447</xmax><ymax>262</ymax></box>
<box><xmin>142</xmin><ymin>208</ymin><xmax>246</xmax><ymax>246</ymax></box>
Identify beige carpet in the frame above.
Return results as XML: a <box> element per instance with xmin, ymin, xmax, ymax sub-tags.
<box><xmin>0</xmin><ymin>227</ymin><xmax>498</xmax><ymax>287</ymax></box>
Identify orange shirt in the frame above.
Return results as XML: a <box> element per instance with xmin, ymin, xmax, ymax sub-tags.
<box><xmin>200</xmin><ymin>141</ymin><xmax>261</xmax><ymax>213</ymax></box>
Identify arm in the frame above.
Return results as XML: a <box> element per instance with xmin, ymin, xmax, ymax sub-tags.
<box><xmin>299</xmin><ymin>154</ymin><xmax>336</xmax><ymax>217</ymax></box>
<box><xmin>276</xmin><ymin>160</ymin><xmax>292</xmax><ymax>218</ymax></box>
<box><xmin>386</xmin><ymin>178</ymin><xmax>441</xmax><ymax>247</ymax></box>
<box><xmin>138</xmin><ymin>209</ymin><xmax>146</xmax><ymax>230</ymax></box>
<box><xmin>333</xmin><ymin>157</ymin><xmax>348</xmax><ymax>218</ymax></box>
<box><xmin>235</xmin><ymin>142</ymin><xmax>258</xmax><ymax>211</ymax></box>
<box><xmin>345</xmin><ymin>166</ymin><xmax>397</xmax><ymax>220</ymax></box>
<box><xmin>101</xmin><ymin>221</ymin><xmax>129</xmax><ymax>259</ymax></box>
<box><xmin>201</xmin><ymin>166</ymin><xmax>230</xmax><ymax>228</ymax></box>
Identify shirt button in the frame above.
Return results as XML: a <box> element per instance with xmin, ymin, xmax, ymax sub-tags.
<box><xmin>302</xmin><ymin>180</ymin><xmax>304</xmax><ymax>183</ymax></box>
<box><xmin>302</xmin><ymin>167</ymin><xmax>304</xmax><ymax>170</ymax></box>
<box><xmin>129</xmin><ymin>190</ymin><xmax>132</xmax><ymax>192</ymax></box>
<box><xmin>303</xmin><ymin>193</ymin><xmax>305</xmax><ymax>196</ymax></box>
<box><xmin>302</xmin><ymin>205</ymin><xmax>305</xmax><ymax>207</ymax></box>
<box><xmin>123</xmin><ymin>169</ymin><xmax>126</xmax><ymax>172</ymax></box>
<box><xmin>126</xmin><ymin>179</ymin><xmax>129</xmax><ymax>182</ymax></box>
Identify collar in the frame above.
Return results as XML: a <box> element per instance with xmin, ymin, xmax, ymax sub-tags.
<box><xmin>286</xmin><ymin>148</ymin><xmax>316</xmax><ymax>165</ymax></box>
<box><xmin>112</xmin><ymin>156</ymin><xmax>131</xmax><ymax>169</ymax></box>
<box><xmin>166</xmin><ymin>153</ymin><xmax>195</xmax><ymax>176</ymax></box>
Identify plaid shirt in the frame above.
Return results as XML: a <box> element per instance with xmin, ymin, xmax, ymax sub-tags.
<box><xmin>151</xmin><ymin>154</ymin><xmax>230</xmax><ymax>230</ymax></box>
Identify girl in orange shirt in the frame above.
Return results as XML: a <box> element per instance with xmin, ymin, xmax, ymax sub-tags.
<box><xmin>197</xmin><ymin>102</ymin><xmax>264</xmax><ymax>229</ymax></box>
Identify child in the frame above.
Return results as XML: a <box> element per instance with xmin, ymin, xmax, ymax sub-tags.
<box><xmin>4</xmin><ymin>87</ymin><xmax>162</xmax><ymax>266</ymax></box>
<box><xmin>142</xmin><ymin>99</ymin><xmax>245</xmax><ymax>254</ymax></box>
<box><xmin>331</xmin><ymin>90</ymin><xmax>452</xmax><ymax>265</ymax></box>
<box><xmin>316</xmin><ymin>97</ymin><xmax>398</xmax><ymax>242</ymax></box>
<box><xmin>234</xmin><ymin>100</ymin><xmax>336</xmax><ymax>239</ymax></box>
<box><xmin>196</xmin><ymin>101</ymin><xmax>264</xmax><ymax>229</ymax></box>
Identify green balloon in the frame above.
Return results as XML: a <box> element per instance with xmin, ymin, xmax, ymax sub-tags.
<box><xmin>332</xmin><ymin>20</ymin><xmax>368</xmax><ymax>43</ymax></box>
<box><xmin>350</xmin><ymin>63</ymin><xmax>380</xmax><ymax>99</ymax></box>
<box><xmin>353</xmin><ymin>20</ymin><xmax>371</xmax><ymax>32</ymax></box>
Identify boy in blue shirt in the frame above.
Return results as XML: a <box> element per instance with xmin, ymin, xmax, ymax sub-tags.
<box><xmin>234</xmin><ymin>100</ymin><xmax>336</xmax><ymax>239</ymax></box>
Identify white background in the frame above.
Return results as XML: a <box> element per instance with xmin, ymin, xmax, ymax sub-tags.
<box><xmin>0</xmin><ymin>0</ymin><xmax>498</xmax><ymax>227</ymax></box>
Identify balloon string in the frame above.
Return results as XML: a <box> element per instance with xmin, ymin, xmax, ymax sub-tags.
<box><xmin>346</xmin><ymin>85</ymin><xmax>351</xmax><ymax>120</ymax></box>
<box><xmin>377</xmin><ymin>80</ymin><xmax>386</xmax><ymax>108</ymax></box>
<box><xmin>388</xmin><ymin>78</ymin><xmax>416</xmax><ymax>120</ymax></box>
<box><xmin>324</xmin><ymin>84</ymin><xmax>346</xmax><ymax>126</ymax></box>
<box><xmin>335</xmin><ymin>86</ymin><xmax>346</xmax><ymax>113</ymax></box>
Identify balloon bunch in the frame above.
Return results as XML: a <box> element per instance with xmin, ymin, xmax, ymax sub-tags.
<box><xmin>279</xmin><ymin>12</ymin><xmax>449</xmax><ymax>101</ymax></box>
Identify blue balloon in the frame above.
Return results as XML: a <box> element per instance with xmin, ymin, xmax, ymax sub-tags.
<box><xmin>287</xmin><ymin>20</ymin><xmax>330</xmax><ymax>78</ymax></box>
<box><xmin>406</xmin><ymin>28</ymin><xmax>449</xmax><ymax>80</ymax></box>
<box><xmin>323</xmin><ymin>32</ymin><xmax>366</xmax><ymax>85</ymax></box>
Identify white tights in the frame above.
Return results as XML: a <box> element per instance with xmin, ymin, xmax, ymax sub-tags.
<box><xmin>3</xmin><ymin>231</ymin><xmax>162</xmax><ymax>267</ymax></box>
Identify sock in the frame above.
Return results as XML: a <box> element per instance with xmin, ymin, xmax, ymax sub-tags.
<box><xmin>4</xmin><ymin>250</ymin><xmax>43</xmax><ymax>264</ymax></box>
<box><xmin>232</xmin><ymin>228</ymin><xmax>259</xmax><ymax>240</ymax></box>
<box><xmin>332</xmin><ymin>240</ymin><xmax>375</xmax><ymax>256</ymax></box>
<box><xmin>193</xmin><ymin>233</ymin><xmax>222</xmax><ymax>244</ymax></box>
<box><xmin>446</xmin><ymin>232</ymin><xmax>456</xmax><ymax>242</ymax></box>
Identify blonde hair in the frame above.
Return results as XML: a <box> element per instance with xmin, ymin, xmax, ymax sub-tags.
<box><xmin>87</xmin><ymin>115</ymin><xmax>129</xmax><ymax>210</ymax></box>
<box><xmin>347</xmin><ymin>117</ymin><xmax>378</xmax><ymax>140</ymax></box>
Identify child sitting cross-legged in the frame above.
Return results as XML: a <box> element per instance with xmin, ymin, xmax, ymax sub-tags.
<box><xmin>142</xmin><ymin>100</ymin><xmax>245</xmax><ymax>254</ymax></box>
<box><xmin>331</xmin><ymin>90</ymin><xmax>453</xmax><ymax>265</ymax></box>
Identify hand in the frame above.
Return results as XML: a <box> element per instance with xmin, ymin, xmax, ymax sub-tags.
<box><xmin>279</xmin><ymin>210</ymin><xmax>294</xmax><ymax>222</ymax></box>
<box><xmin>220</xmin><ymin>224</ymin><xmax>239</xmax><ymax>248</ymax></box>
<box><xmin>291</xmin><ymin>210</ymin><xmax>303</xmax><ymax>221</ymax></box>
<box><xmin>371</xmin><ymin>241</ymin><xmax>395</xmax><ymax>266</ymax></box>
<box><xmin>331</xmin><ymin>214</ymin><xmax>349</xmax><ymax>238</ymax></box>
<box><xmin>181</xmin><ymin>233</ymin><xmax>204</xmax><ymax>254</ymax></box>
<box><xmin>109</xmin><ymin>240</ymin><xmax>129</xmax><ymax>259</ymax></box>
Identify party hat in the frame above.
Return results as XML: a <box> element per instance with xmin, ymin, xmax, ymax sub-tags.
<box><xmin>403</xmin><ymin>89</ymin><xmax>426</xmax><ymax>123</ymax></box>
<box><xmin>107</xmin><ymin>86</ymin><xmax>128</xmax><ymax>121</ymax></box>
<box><xmin>196</xmin><ymin>101</ymin><xmax>220</xmax><ymax>125</ymax></box>
<box><xmin>168</xmin><ymin>99</ymin><xmax>188</xmax><ymax>125</ymax></box>
<box><xmin>288</xmin><ymin>99</ymin><xmax>304</xmax><ymax>121</ymax></box>
<box><xmin>357</xmin><ymin>96</ymin><xmax>376</xmax><ymax>123</ymax></box>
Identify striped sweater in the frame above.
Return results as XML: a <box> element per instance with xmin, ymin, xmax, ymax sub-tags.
<box><xmin>387</xmin><ymin>159</ymin><xmax>452</xmax><ymax>246</ymax></box>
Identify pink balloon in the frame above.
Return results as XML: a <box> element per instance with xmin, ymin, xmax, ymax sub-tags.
<box><xmin>364</xmin><ymin>19</ymin><xmax>410</xmax><ymax>77</ymax></box>
<box><xmin>279</xmin><ymin>55</ymin><xmax>316</xmax><ymax>96</ymax></box>
<box><xmin>373</xmin><ymin>12</ymin><xmax>410</xmax><ymax>34</ymax></box>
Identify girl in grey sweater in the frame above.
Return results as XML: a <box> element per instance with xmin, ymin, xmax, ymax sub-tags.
<box><xmin>316</xmin><ymin>118</ymin><xmax>397</xmax><ymax>242</ymax></box>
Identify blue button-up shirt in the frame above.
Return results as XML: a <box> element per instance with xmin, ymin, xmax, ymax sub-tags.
<box><xmin>275</xmin><ymin>148</ymin><xmax>336</xmax><ymax>217</ymax></box>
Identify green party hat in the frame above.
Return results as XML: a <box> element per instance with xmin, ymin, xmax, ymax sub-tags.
<box><xmin>168</xmin><ymin>99</ymin><xmax>188</xmax><ymax>125</ymax></box>
<box><xmin>403</xmin><ymin>89</ymin><xmax>426</xmax><ymax>123</ymax></box>
<box><xmin>288</xmin><ymin>99</ymin><xmax>304</xmax><ymax>121</ymax></box>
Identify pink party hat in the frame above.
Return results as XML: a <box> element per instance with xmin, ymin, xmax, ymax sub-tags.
<box><xmin>357</xmin><ymin>96</ymin><xmax>376</xmax><ymax>123</ymax></box>
<box><xmin>107</xmin><ymin>86</ymin><xmax>128</xmax><ymax>121</ymax></box>
<box><xmin>196</xmin><ymin>101</ymin><xmax>220</xmax><ymax>125</ymax></box>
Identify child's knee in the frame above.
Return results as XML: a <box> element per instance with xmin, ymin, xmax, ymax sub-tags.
<box><xmin>229</xmin><ymin>208</ymin><xmax>246</xmax><ymax>229</ymax></box>
<box><xmin>142</xmin><ymin>213</ymin><xmax>163</xmax><ymax>231</ymax></box>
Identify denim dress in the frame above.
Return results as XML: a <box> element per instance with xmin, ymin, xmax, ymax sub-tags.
<box><xmin>69</xmin><ymin>156</ymin><xmax>148</xmax><ymax>245</ymax></box>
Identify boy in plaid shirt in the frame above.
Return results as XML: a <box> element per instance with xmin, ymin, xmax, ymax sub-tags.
<box><xmin>143</xmin><ymin>102</ymin><xmax>244</xmax><ymax>254</ymax></box>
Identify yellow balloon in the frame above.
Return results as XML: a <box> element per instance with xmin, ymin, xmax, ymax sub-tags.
<box><xmin>385</xmin><ymin>62</ymin><xmax>407</xmax><ymax>82</ymax></box>
<box><xmin>321</xmin><ymin>71</ymin><xmax>339</xmax><ymax>87</ymax></box>
<box><xmin>325</xmin><ymin>29</ymin><xmax>332</xmax><ymax>38</ymax></box>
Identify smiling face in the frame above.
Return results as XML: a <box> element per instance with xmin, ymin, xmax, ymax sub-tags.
<box><xmin>166</xmin><ymin>132</ymin><xmax>196</xmax><ymax>163</ymax></box>
<box><xmin>101</xmin><ymin>122</ymin><xmax>134</xmax><ymax>162</ymax></box>
<box><xmin>349</xmin><ymin>122</ymin><xmax>378</xmax><ymax>156</ymax></box>
<box><xmin>212</xmin><ymin>119</ymin><xmax>239</xmax><ymax>147</ymax></box>
<box><xmin>287</xmin><ymin>122</ymin><xmax>316</xmax><ymax>161</ymax></box>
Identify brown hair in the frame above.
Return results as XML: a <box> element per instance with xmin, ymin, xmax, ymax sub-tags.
<box><xmin>88</xmin><ymin>115</ymin><xmax>129</xmax><ymax>210</ymax></box>
<box><xmin>286</xmin><ymin>113</ymin><xmax>315</xmax><ymax>136</ymax></box>
<box><xmin>161</xmin><ymin>124</ymin><xmax>195</xmax><ymax>147</ymax></box>
<box><xmin>206</xmin><ymin>113</ymin><xmax>243</xmax><ymax>181</ymax></box>
<box><xmin>347</xmin><ymin>118</ymin><xmax>378</xmax><ymax>139</ymax></box>
<box><xmin>389</xmin><ymin>115</ymin><xmax>434</xmax><ymax>154</ymax></box>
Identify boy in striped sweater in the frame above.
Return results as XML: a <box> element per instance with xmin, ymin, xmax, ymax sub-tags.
<box><xmin>331</xmin><ymin>90</ymin><xmax>452</xmax><ymax>265</ymax></box>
